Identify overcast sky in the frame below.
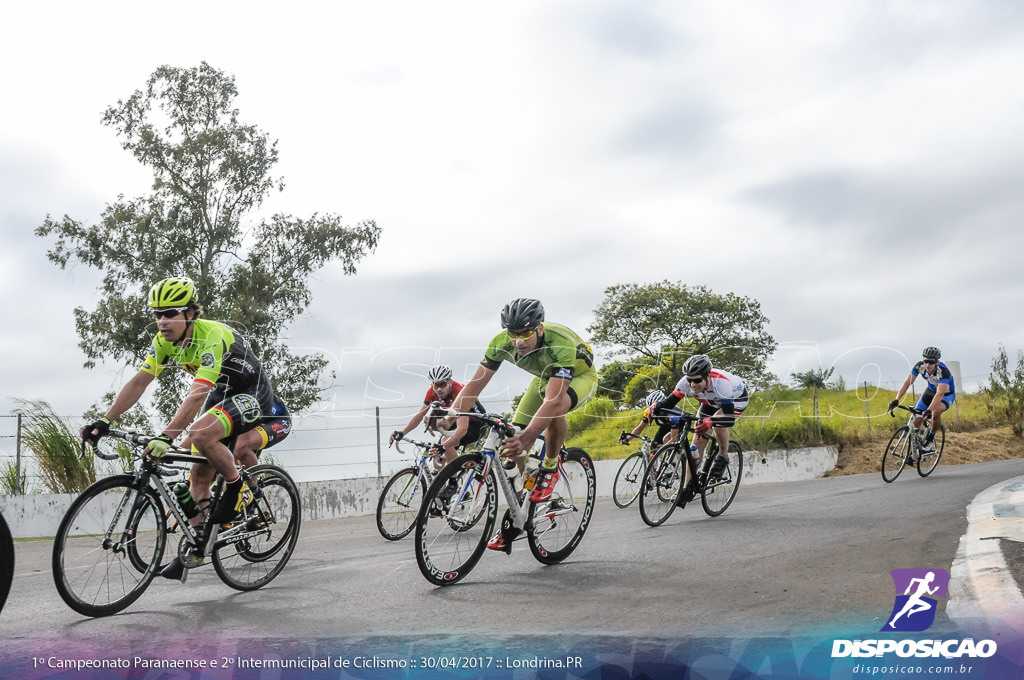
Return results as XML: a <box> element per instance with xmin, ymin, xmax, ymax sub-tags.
<box><xmin>3</xmin><ymin>0</ymin><xmax>1023</xmax><ymax>420</ymax></box>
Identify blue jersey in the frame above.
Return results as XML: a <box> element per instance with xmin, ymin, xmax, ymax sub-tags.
<box><xmin>911</xmin><ymin>361</ymin><xmax>955</xmax><ymax>396</ymax></box>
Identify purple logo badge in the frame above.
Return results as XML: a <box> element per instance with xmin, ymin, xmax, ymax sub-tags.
<box><xmin>880</xmin><ymin>568</ymin><xmax>949</xmax><ymax>632</ymax></box>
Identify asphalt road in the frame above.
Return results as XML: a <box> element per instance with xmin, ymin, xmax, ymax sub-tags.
<box><xmin>2</xmin><ymin>459</ymin><xmax>1019</xmax><ymax>646</ymax></box>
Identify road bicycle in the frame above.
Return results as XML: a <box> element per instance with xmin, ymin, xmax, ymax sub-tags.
<box><xmin>881</xmin><ymin>405</ymin><xmax>946</xmax><ymax>482</ymax></box>
<box><xmin>638</xmin><ymin>408</ymin><xmax>743</xmax><ymax>527</ymax></box>
<box><xmin>51</xmin><ymin>429</ymin><xmax>301</xmax><ymax>617</ymax></box>
<box><xmin>613</xmin><ymin>432</ymin><xmax>658</xmax><ymax>508</ymax></box>
<box><xmin>376</xmin><ymin>435</ymin><xmax>446</xmax><ymax>540</ymax></box>
<box><xmin>414</xmin><ymin>408</ymin><xmax>597</xmax><ymax>586</ymax></box>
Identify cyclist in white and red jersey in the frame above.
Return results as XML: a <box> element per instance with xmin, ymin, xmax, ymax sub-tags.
<box><xmin>647</xmin><ymin>354</ymin><xmax>749</xmax><ymax>498</ymax></box>
<box><xmin>389</xmin><ymin>365</ymin><xmax>486</xmax><ymax>464</ymax></box>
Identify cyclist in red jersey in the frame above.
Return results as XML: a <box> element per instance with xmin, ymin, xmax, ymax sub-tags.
<box><xmin>389</xmin><ymin>365</ymin><xmax>486</xmax><ymax>464</ymax></box>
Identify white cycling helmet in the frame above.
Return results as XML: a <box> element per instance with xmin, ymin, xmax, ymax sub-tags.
<box><xmin>645</xmin><ymin>390</ymin><xmax>665</xmax><ymax>408</ymax></box>
<box><xmin>427</xmin><ymin>365</ymin><xmax>453</xmax><ymax>383</ymax></box>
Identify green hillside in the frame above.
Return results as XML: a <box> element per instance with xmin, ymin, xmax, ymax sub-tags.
<box><xmin>567</xmin><ymin>387</ymin><xmax>996</xmax><ymax>461</ymax></box>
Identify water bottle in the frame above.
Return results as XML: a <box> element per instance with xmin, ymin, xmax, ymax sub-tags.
<box><xmin>173</xmin><ymin>481</ymin><xmax>200</xmax><ymax>518</ymax></box>
<box><xmin>503</xmin><ymin>457</ymin><xmax>523</xmax><ymax>493</ymax></box>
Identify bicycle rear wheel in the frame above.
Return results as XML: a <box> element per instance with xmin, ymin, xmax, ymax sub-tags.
<box><xmin>917</xmin><ymin>425</ymin><xmax>945</xmax><ymax>477</ymax></box>
<box><xmin>612</xmin><ymin>451</ymin><xmax>647</xmax><ymax>508</ymax></box>
<box><xmin>528</xmin><ymin>447</ymin><xmax>597</xmax><ymax>564</ymax></box>
<box><xmin>52</xmin><ymin>474</ymin><xmax>166</xmax><ymax>617</ymax></box>
<box><xmin>881</xmin><ymin>426</ymin><xmax>911</xmax><ymax>483</ymax></box>
<box><xmin>701</xmin><ymin>440</ymin><xmax>743</xmax><ymax>517</ymax></box>
<box><xmin>415</xmin><ymin>453</ymin><xmax>496</xmax><ymax>586</ymax></box>
<box><xmin>213</xmin><ymin>465</ymin><xmax>301</xmax><ymax>591</ymax></box>
<box><xmin>376</xmin><ymin>467</ymin><xmax>426</xmax><ymax>540</ymax></box>
<box><xmin>638</xmin><ymin>444</ymin><xmax>683</xmax><ymax>527</ymax></box>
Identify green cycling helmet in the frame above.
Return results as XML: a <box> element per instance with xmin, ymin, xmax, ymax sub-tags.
<box><xmin>148</xmin><ymin>277</ymin><xmax>197</xmax><ymax>309</ymax></box>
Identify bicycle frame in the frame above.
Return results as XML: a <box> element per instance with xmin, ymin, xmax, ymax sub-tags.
<box><xmin>891</xmin><ymin>405</ymin><xmax>933</xmax><ymax>456</ymax></box>
<box><xmin>96</xmin><ymin>431</ymin><xmax>259</xmax><ymax>561</ymax></box>
<box><xmin>445</xmin><ymin>413</ymin><xmax>579</xmax><ymax>537</ymax></box>
<box><xmin>390</xmin><ymin>437</ymin><xmax>442</xmax><ymax>503</ymax></box>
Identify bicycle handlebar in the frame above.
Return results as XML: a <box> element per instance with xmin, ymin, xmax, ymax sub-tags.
<box><xmin>429</xmin><ymin>402</ymin><xmax>517</xmax><ymax>438</ymax></box>
<box><xmin>86</xmin><ymin>429</ymin><xmax>200</xmax><ymax>464</ymax></box>
<box><xmin>619</xmin><ymin>431</ymin><xmax>653</xmax><ymax>443</ymax></box>
<box><xmin>393</xmin><ymin>437</ymin><xmax>442</xmax><ymax>456</ymax></box>
<box><xmin>889</xmin><ymin>404</ymin><xmax>932</xmax><ymax>418</ymax></box>
<box><xmin>650</xmin><ymin>406</ymin><xmax>698</xmax><ymax>427</ymax></box>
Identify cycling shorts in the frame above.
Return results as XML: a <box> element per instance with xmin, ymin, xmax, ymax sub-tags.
<box><xmin>697</xmin><ymin>402</ymin><xmax>747</xmax><ymax>428</ymax></box>
<box><xmin>512</xmin><ymin>370</ymin><xmax>598</xmax><ymax>428</ymax></box>
<box><xmin>915</xmin><ymin>391</ymin><xmax>955</xmax><ymax>412</ymax></box>
<box><xmin>251</xmin><ymin>397</ymin><xmax>292</xmax><ymax>453</ymax></box>
<box><xmin>200</xmin><ymin>383</ymin><xmax>274</xmax><ymax>443</ymax></box>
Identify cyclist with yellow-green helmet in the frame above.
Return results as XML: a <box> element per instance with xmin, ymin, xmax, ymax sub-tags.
<box><xmin>81</xmin><ymin>276</ymin><xmax>287</xmax><ymax>580</ymax></box>
<box><xmin>451</xmin><ymin>298</ymin><xmax>598</xmax><ymax>551</ymax></box>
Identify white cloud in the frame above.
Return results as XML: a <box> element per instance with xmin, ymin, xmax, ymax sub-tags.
<box><xmin>0</xmin><ymin>0</ymin><xmax>1021</xmax><ymax>420</ymax></box>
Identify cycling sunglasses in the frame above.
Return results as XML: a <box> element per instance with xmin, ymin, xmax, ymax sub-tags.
<box><xmin>152</xmin><ymin>306</ymin><xmax>189</xmax><ymax>319</ymax></box>
<box><xmin>686</xmin><ymin>376</ymin><xmax>707</xmax><ymax>384</ymax></box>
<box><xmin>432</xmin><ymin>380</ymin><xmax>451</xmax><ymax>388</ymax></box>
<box><xmin>507</xmin><ymin>327</ymin><xmax>538</xmax><ymax>340</ymax></box>
<box><xmin>922</xmin><ymin>359</ymin><xmax>937</xmax><ymax>365</ymax></box>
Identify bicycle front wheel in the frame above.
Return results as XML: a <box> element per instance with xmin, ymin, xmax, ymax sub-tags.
<box><xmin>612</xmin><ymin>451</ymin><xmax>647</xmax><ymax>508</ymax></box>
<box><xmin>638</xmin><ymin>444</ymin><xmax>683</xmax><ymax>527</ymax></box>
<box><xmin>52</xmin><ymin>474</ymin><xmax>166</xmax><ymax>617</ymax></box>
<box><xmin>415</xmin><ymin>453</ymin><xmax>497</xmax><ymax>586</ymax></box>
<box><xmin>528</xmin><ymin>447</ymin><xmax>597</xmax><ymax>564</ymax></box>
<box><xmin>917</xmin><ymin>425</ymin><xmax>946</xmax><ymax>477</ymax></box>
<box><xmin>0</xmin><ymin>508</ymin><xmax>13</xmax><ymax>614</ymax></box>
<box><xmin>376</xmin><ymin>467</ymin><xmax>426</xmax><ymax>540</ymax></box>
<box><xmin>701</xmin><ymin>440</ymin><xmax>743</xmax><ymax>517</ymax></box>
<box><xmin>881</xmin><ymin>426</ymin><xmax>911</xmax><ymax>483</ymax></box>
<box><xmin>213</xmin><ymin>465</ymin><xmax>301</xmax><ymax>591</ymax></box>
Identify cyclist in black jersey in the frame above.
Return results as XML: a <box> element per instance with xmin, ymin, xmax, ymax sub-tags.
<box><xmin>621</xmin><ymin>390</ymin><xmax>679</xmax><ymax>448</ymax></box>
<box><xmin>888</xmin><ymin>346</ymin><xmax>955</xmax><ymax>452</ymax></box>
<box><xmin>81</xmin><ymin>277</ymin><xmax>284</xmax><ymax>580</ymax></box>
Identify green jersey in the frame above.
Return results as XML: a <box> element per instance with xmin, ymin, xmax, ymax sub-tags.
<box><xmin>140</xmin><ymin>319</ymin><xmax>269</xmax><ymax>395</ymax></box>
<box><xmin>481</xmin><ymin>322</ymin><xmax>595</xmax><ymax>381</ymax></box>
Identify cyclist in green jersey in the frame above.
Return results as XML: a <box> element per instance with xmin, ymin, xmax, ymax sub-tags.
<box><xmin>451</xmin><ymin>298</ymin><xmax>597</xmax><ymax>551</ymax></box>
<box><xmin>81</xmin><ymin>277</ymin><xmax>280</xmax><ymax>579</ymax></box>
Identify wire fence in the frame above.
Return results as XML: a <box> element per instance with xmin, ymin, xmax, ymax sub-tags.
<box><xmin>0</xmin><ymin>400</ymin><xmax>510</xmax><ymax>494</ymax></box>
<box><xmin>0</xmin><ymin>374</ymin><xmax>1001</xmax><ymax>495</ymax></box>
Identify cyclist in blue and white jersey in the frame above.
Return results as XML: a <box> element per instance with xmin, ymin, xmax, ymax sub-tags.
<box><xmin>888</xmin><ymin>346</ymin><xmax>954</xmax><ymax>453</ymax></box>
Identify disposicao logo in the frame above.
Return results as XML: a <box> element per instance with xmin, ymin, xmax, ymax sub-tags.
<box><xmin>830</xmin><ymin>568</ymin><xmax>997</xmax><ymax>659</ymax></box>
<box><xmin>881</xmin><ymin>568</ymin><xmax>948</xmax><ymax>632</ymax></box>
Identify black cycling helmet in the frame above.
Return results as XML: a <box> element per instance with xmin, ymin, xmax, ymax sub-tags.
<box><xmin>922</xmin><ymin>346</ymin><xmax>942</xmax><ymax>361</ymax></box>
<box><xmin>682</xmin><ymin>354</ymin><xmax>713</xmax><ymax>377</ymax></box>
<box><xmin>500</xmin><ymin>298</ymin><xmax>545</xmax><ymax>330</ymax></box>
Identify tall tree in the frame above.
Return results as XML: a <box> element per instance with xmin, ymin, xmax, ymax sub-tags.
<box><xmin>36</xmin><ymin>62</ymin><xmax>381</xmax><ymax>417</ymax></box>
<box><xmin>588</xmin><ymin>281</ymin><xmax>777</xmax><ymax>388</ymax></box>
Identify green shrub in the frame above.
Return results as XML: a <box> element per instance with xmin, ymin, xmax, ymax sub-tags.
<box><xmin>14</xmin><ymin>399</ymin><xmax>95</xmax><ymax>493</ymax></box>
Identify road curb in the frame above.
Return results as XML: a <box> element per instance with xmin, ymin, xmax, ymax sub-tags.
<box><xmin>948</xmin><ymin>475</ymin><xmax>1024</xmax><ymax>633</ymax></box>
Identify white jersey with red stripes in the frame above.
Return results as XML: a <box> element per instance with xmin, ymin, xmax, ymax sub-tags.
<box><xmin>671</xmin><ymin>368</ymin><xmax>749</xmax><ymax>408</ymax></box>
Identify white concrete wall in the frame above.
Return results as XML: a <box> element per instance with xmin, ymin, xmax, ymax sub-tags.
<box><xmin>0</xmin><ymin>446</ymin><xmax>837</xmax><ymax>539</ymax></box>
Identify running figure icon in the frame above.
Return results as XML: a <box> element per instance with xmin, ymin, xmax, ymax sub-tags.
<box><xmin>888</xmin><ymin>572</ymin><xmax>938</xmax><ymax>628</ymax></box>
<box><xmin>881</xmin><ymin>568</ymin><xmax>949</xmax><ymax>632</ymax></box>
